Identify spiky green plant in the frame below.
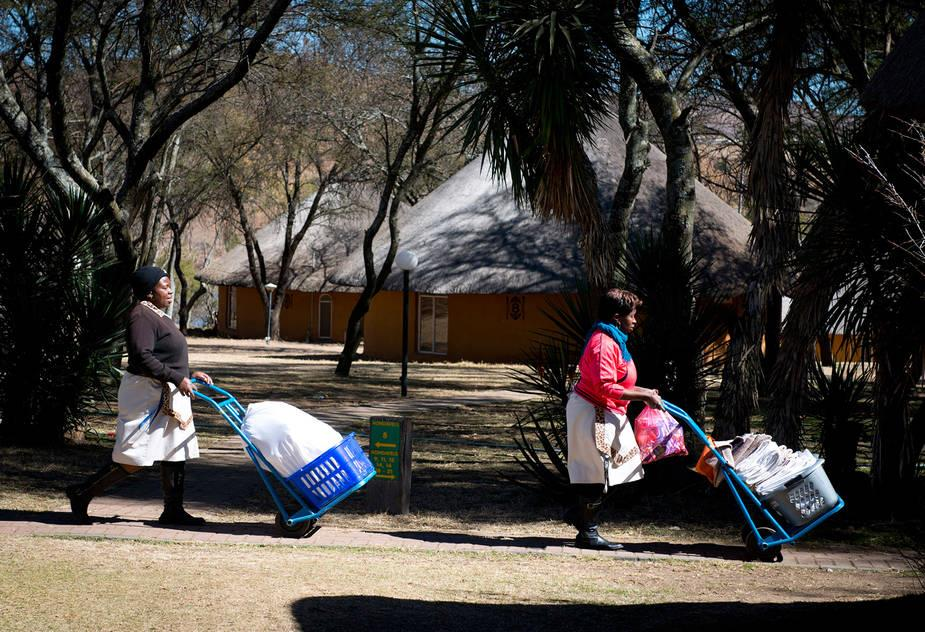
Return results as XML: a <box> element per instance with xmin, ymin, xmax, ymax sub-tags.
<box><xmin>0</xmin><ymin>159</ymin><xmax>128</xmax><ymax>446</ymax></box>
<box><xmin>807</xmin><ymin>358</ymin><xmax>871</xmax><ymax>488</ymax></box>
<box><xmin>422</xmin><ymin>0</ymin><xmax>618</xmax><ymax>280</ymax></box>
<box><xmin>618</xmin><ymin>231</ymin><xmax>731</xmax><ymax>420</ymax></box>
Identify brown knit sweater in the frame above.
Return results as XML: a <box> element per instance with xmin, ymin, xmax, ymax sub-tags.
<box><xmin>125</xmin><ymin>303</ymin><xmax>189</xmax><ymax>387</ymax></box>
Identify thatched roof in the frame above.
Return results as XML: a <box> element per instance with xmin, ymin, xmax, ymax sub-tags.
<box><xmin>331</xmin><ymin>115</ymin><xmax>753</xmax><ymax>297</ymax></box>
<box><xmin>862</xmin><ymin>13</ymin><xmax>925</xmax><ymax>120</ymax></box>
<box><xmin>198</xmin><ymin>185</ymin><xmax>381</xmax><ymax>292</ymax></box>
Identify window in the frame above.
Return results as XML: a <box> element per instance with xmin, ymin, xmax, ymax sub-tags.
<box><xmin>226</xmin><ymin>287</ymin><xmax>237</xmax><ymax>330</ymax></box>
<box><xmin>319</xmin><ymin>294</ymin><xmax>332</xmax><ymax>339</ymax></box>
<box><xmin>418</xmin><ymin>295</ymin><xmax>448</xmax><ymax>354</ymax></box>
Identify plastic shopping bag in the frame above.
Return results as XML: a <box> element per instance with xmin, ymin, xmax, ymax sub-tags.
<box><xmin>241</xmin><ymin>401</ymin><xmax>342</xmax><ymax>477</ymax></box>
<box><xmin>633</xmin><ymin>405</ymin><xmax>688</xmax><ymax>464</ymax></box>
<box><xmin>693</xmin><ymin>437</ymin><xmax>723</xmax><ymax>486</ymax></box>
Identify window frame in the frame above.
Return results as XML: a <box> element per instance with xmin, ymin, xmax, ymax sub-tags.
<box><xmin>318</xmin><ymin>294</ymin><xmax>333</xmax><ymax>340</ymax></box>
<box><xmin>417</xmin><ymin>294</ymin><xmax>448</xmax><ymax>356</ymax></box>
<box><xmin>226</xmin><ymin>286</ymin><xmax>237</xmax><ymax>330</ymax></box>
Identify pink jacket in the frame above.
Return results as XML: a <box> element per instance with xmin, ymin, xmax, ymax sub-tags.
<box><xmin>573</xmin><ymin>331</ymin><xmax>637</xmax><ymax>415</ymax></box>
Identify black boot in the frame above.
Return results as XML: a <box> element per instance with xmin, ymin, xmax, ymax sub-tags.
<box><xmin>158</xmin><ymin>461</ymin><xmax>206</xmax><ymax>526</ymax></box>
<box><xmin>65</xmin><ymin>462</ymin><xmax>133</xmax><ymax>523</ymax></box>
<box><xmin>564</xmin><ymin>483</ymin><xmax>602</xmax><ymax>528</ymax></box>
<box><xmin>575</xmin><ymin>503</ymin><xmax>624</xmax><ymax>551</ymax></box>
<box><xmin>567</xmin><ymin>484</ymin><xmax>623</xmax><ymax>551</ymax></box>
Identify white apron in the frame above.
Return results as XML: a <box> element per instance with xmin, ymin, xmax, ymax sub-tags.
<box><xmin>112</xmin><ymin>373</ymin><xmax>199</xmax><ymax>466</ymax></box>
<box><xmin>566</xmin><ymin>391</ymin><xmax>643</xmax><ymax>486</ymax></box>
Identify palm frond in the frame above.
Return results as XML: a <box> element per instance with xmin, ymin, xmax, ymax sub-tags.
<box><xmin>422</xmin><ymin>0</ymin><xmax>617</xmax><ymax>272</ymax></box>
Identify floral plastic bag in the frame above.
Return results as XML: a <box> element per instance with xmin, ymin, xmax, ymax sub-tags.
<box><xmin>633</xmin><ymin>405</ymin><xmax>688</xmax><ymax>464</ymax></box>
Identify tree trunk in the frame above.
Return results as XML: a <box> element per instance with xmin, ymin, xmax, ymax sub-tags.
<box><xmin>764</xmin><ymin>285</ymin><xmax>834</xmax><ymax>449</ymax></box>
<box><xmin>605</xmin><ymin>0</ymin><xmax>649</xmax><ymax>281</ymax></box>
<box><xmin>335</xmin><ymin>286</ymin><xmax>374</xmax><ymax>376</ymax></box>
<box><xmin>270</xmin><ymin>287</ymin><xmax>286</xmax><ymax>340</ymax></box>
<box><xmin>871</xmin><ymin>339</ymin><xmax>915</xmax><ymax>498</ymax></box>
<box><xmin>609</xmin><ymin>76</ymin><xmax>650</xmax><ymax>279</ymax></box>
<box><xmin>816</xmin><ymin>334</ymin><xmax>834</xmax><ymax>367</ymax></box>
<box><xmin>712</xmin><ymin>316</ymin><xmax>761</xmax><ymax>439</ymax></box>
<box><xmin>602</xmin><ymin>15</ymin><xmax>696</xmax><ymax>265</ymax></box>
<box><xmin>901</xmin><ymin>396</ymin><xmax>925</xmax><ymax>484</ymax></box>
<box><xmin>178</xmin><ymin>285</ymin><xmax>207</xmax><ymax>334</ymax></box>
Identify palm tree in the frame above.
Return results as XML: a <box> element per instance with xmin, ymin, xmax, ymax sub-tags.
<box><xmin>423</xmin><ymin>0</ymin><xmax>698</xmax><ymax>281</ymax></box>
<box><xmin>766</xmin><ymin>116</ymin><xmax>925</xmax><ymax>495</ymax></box>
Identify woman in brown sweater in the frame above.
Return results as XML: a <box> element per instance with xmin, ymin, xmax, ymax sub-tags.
<box><xmin>66</xmin><ymin>266</ymin><xmax>212</xmax><ymax>525</ymax></box>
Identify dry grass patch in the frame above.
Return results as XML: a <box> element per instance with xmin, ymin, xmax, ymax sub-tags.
<box><xmin>0</xmin><ymin>535</ymin><xmax>918</xmax><ymax>631</ymax></box>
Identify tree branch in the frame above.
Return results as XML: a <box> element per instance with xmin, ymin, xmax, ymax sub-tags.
<box><xmin>119</xmin><ymin>0</ymin><xmax>292</xmax><ymax>204</ymax></box>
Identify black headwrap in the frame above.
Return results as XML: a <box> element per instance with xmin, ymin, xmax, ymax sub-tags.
<box><xmin>131</xmin><ymin>266</ymin><xmax>169</xmax><ymax>300</ymax></box>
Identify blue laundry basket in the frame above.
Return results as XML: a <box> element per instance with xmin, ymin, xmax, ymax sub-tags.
<box><xmin>286</xmin><ymin>433</ymin><xmax>376</xmax><ymax>509</ymax></box>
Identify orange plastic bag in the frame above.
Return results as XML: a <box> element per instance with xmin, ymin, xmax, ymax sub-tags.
<box><xmin>693</xmin><ymin>437</ymin><xmax>722</xmax><ymax>486</ymax></box>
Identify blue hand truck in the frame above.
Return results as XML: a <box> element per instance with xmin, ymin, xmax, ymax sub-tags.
<box><xmin>192</xmin><ymin>379</ymin><xmax>376</xmax><ymax>538</ymax></box>
<box><xmin>663</xmin><ymin>400</ymin><xmax>845</xmax><ymax>562</ymax></box>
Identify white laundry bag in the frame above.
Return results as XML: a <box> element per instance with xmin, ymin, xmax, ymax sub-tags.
<box><xmin>241</xmin><ymin>401</ymin><xmax>342</xmax><ymax>477</ymax></box>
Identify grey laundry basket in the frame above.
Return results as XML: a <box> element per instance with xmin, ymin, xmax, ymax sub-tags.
<box><xmin>760</xmin><ymin>460</ymin><xmax>839</xmax><ymax>527</ymax></box>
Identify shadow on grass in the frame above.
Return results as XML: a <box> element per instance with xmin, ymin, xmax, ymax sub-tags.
<box><xmin>367</xmin><ymin>530</ymin><xmax>751</xmax><ymax>561</ymax></box>
<box><xmin>291</xmin><ymin>595</ymin><xmax>923</xmax><ymax>630</ymax></box>
<box><xmin>0</xmin><ymin>507</ymin><xmax>304</xmax><ymax>538</ymax></box>
<box><xmin>191</xmin><ymin>361</ymin><xmax>522</xmax><ymax>402</ymax></box>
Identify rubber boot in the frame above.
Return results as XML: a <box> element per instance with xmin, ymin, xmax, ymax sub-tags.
<box><xmin>65</xmin><ymin>462</ymin><xmax>133</xmax><ymax>523</ymax></box>
<box><xmin>158</xmin><ymin>461</ymin><xmax>206</xmax><ymax>526</ymax></box>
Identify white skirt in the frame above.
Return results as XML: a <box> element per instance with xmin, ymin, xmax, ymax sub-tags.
<box><xmin>112</xmin><ymin>373</ymin><xmax>199</xmax><ymax>467</ymax></box>
<box><xmin>566</xmin><ymin>392</ymin><xmax>643</xmax><ymax>486</ymax></box>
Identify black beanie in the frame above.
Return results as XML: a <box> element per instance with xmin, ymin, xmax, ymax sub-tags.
<box><xmin>131</xmin><ymin>266</ymin><xmax>169</xmax><ymax>299</ymax></box>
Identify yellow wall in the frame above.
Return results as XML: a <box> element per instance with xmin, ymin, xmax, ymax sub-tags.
<box><xmin>363</xmin><ymin>291</ymin><xmax>570</xmax><ymax>363</ymax></box>
<box><xmin>216</xmin><ymin>286</ymin><xmax>358</xmax><ymax>343</ymax></box>
<box><xmin>302</xmin><ymin>291</ymin><xmax>359</xmax><ymax>342</ymax></box>
<box><xmin>816</xmin><ymin>334</ymin><xmax>864</xmax><ymax>363</ymax></box>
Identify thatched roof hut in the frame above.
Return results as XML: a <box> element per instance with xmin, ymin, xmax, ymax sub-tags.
<box><xmin>862</xmin><ymin>13</ymin><xmax>925</xmax><ymax>120</ymax></box>
<box><xmin>331</xmin><ymin>115</ymin><xmax>752</xmax><ymax>297</ymax></box>
<box><xmin>198</xmin><ymin>185</ymin><xmax>381</xmax><ymax>292</ymax></box>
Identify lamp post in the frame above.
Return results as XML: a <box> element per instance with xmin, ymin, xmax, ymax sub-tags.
<box><xmin>264</xmin><ymin>282</ymin><xmax>277</xmax><ymax>344</ymax></box>
<box><xmin>395</xmin><ymin>250</ymin><xmax>418</xmax><ymax>397</ymax></box>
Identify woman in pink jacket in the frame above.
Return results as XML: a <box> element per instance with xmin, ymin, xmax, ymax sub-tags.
<box><xmin>565</xmin><ymin>289</ymin><xmax>663</xmax><ymax>550</ymax></box>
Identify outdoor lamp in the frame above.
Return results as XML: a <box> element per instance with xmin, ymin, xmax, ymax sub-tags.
<box><xmin>396</xmin><ymin>250</ymin><xmax>418</xmax><ymax>272</ymax></box>
<box><xmin>264</xmin><ymin>282</ymin><xmax>277</xmax><ymax>343</ymax></box>
<box><xmin>396</xmin><ymin>250</ymin><xmax>418</xmax><ymax>396</ymax></box>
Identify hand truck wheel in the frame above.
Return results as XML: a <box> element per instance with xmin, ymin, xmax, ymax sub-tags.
<box><xmin>275</xmin><ymin>511</ymin><xmax>319</xmax><ymax>539</ymax></box>
<box><xmin>743</xmin><ymin>526</ymin><xmax>783</xmax><ymax>563</ymax></box>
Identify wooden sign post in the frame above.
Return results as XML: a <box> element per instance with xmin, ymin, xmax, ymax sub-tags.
<box><xmin>365</xmin><ymin>417</ymin><xmax>412</xmax><ymax>514</ymax></box>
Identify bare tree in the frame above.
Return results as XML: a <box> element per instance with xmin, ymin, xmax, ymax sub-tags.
<box><xmin>332</xmin><ymin>4</ymin><xmax>462</xmax><ymax>376</ymax></box>
<box><xmin>0</xmin><ymin>0</ymin><xmax>293</xmax><ymax>271</ymax></box>
<box><xmin>194</xmin><ymin>49</ymin><xmax>367</xmax><ymax>340</ymax></box>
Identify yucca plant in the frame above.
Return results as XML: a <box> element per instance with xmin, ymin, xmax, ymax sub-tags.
<box><xmin>0</xmin><ymin>159</ymin><xmax>128</xmax><ymax>446</ymax></box>
<box><xmin>511</xmin><ymin>400</ymin><xmax>571</xmax><ymax>498</ymax></box>
<box><xmin>618</xmin><ymin>231</ymin><xmax>732</xmax><ymax>420</ymax></box>
<box><xmin>807</xmin><ymin>358</ymin><xmax>871</xmax><ymax>489</ymax></box>
<box><xmin>510</xmin><ymin>284</ymin><xmax>594</xmax><ymax>496</ymax></box>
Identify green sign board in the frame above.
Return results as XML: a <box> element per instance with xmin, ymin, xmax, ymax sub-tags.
<box><xmin>369</xmin><ymin>418</ymin><xmax>401</xmax><ymax>480</ymax></box>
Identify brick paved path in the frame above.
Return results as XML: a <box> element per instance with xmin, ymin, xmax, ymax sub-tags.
<box><xmin>0</xmin><ymin>439</ymin><xmax>910</xmax><ymax>572</ymax></box>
